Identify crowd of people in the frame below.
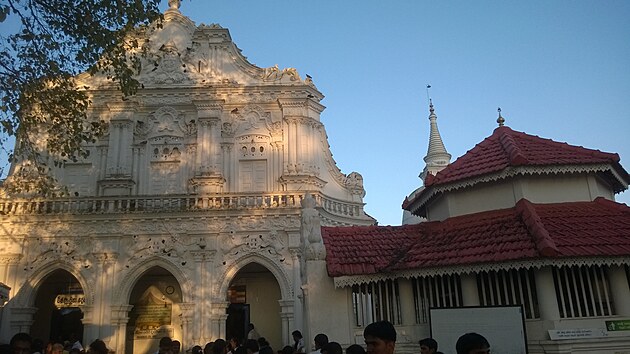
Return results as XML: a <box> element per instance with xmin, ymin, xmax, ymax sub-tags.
<box><xmin>1</xmin><ymin>333</ymin><xmax>109</xmax><ymax>354</ymax></box>
<box><xmin>1</xmin><ymin>321</ymin><xmax>490</xmax><ymax>354</ymax></box>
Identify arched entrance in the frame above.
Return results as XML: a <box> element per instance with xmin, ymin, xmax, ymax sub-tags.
<box><xmin>31</xmin><ymin>269</ymin><xmax>84</xmax><ymax>344</ymax></box>
<box><xmin>125</xmin><ymin>266</ymin><xmax>183</xmax><ymax>354</ymax></box>
<box><xmin>226</xmin><ymin>263</ymin><xmax>282</xmax><ymax>350</ymax></box>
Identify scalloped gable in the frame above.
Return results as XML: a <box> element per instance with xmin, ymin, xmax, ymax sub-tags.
<box><xmin>324</xmin><ymin>198</ymin><xmax>630</xmax><ymax>278</ymax></box>
<box><xmin>79</xmin><ymin>7</ymin><xmax>315</xmax><ymax>90</ymax></box>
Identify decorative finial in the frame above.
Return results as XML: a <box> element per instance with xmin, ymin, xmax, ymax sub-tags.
<box><xmin>427</xmin><ymin>84</ymin><xmax>435</xmax><ymax>116</ymax></box>
<box><xmin>497</xmin><ymin>107</ymin><xmax>505</xmax><ymax>127</ymax></box>
<box><xmin>168</xmin><ymin>0</ymin><xmax>181</xmax><ymax>10</ymax></box>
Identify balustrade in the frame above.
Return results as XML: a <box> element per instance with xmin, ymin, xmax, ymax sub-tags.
<box><xmin>0</xmin><ymin>192</ymin><xmax>364</xmax><ymax>218</ymax></box>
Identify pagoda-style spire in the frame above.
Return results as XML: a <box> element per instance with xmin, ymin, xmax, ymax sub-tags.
<box><xmin>420</xmin><ymin>99</ymin><xmax>451</xmax><ymax>182</ymax></box>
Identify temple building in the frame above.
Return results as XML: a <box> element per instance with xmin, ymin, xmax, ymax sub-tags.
<box><xmin>0</xmin><ymin>3</ymin><xmax>373</xmax><ymax>353</ymax></box>
<box><xmin>2</xmin><ymin>3</ymin><xmax>630</xmax><ymax>354</ymax></box>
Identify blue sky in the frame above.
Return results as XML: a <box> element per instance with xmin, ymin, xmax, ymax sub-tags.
<box><xmin>2</xmin><ymin>1</ymin><xmax>629</xmax><ymax>226</ymax></box>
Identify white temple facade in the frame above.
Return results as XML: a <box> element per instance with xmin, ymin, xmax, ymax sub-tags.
<box><xmin>0</xmin><ymin>5</ymin><xmax>373</xmax><ymax>354</ymax></box>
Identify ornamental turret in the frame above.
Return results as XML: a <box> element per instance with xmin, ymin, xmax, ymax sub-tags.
<box><xmin>420</xmin><ymin>99</ymin><xmax>451</xmax><ymax>181</ymax></box>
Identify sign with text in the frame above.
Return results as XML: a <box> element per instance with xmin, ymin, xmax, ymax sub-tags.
<box><xmin>548</xmin><ymin>328</ymin><xmax>607</xmax><ymax>340</ymax></box>
<box><xmin>54</xmin><ymin>294</ymin><xmax>85</xmax><ymax>308</ymax></box>
<box><xmin>606</xmin><ymin>320</ymin><xmax>630</xmax><ymax>332</ymax></box>
<box><xmin>130</xmin><ymin>290</ymin><xmax>174</xmax><ymax>340</ymax></box>
<box><xmin>133</xmin><ymin>325</ymin><xmax>173</xmax><ymax>340</ymax></box>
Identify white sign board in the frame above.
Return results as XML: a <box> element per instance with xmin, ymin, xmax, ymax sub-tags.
<box><xmin>430</xmin><ymin>306</ymin><xmax>527</xmax><ymax>354</ymax></box>
<box><xmin>548</xmin><ymin>328</ymin><xmax>608</xmax><ymax>340</ymax></box>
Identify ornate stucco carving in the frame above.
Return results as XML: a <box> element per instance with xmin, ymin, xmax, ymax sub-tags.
<box><xmin>220</xmin><ymin>229</ymin><xmax>287</xmax><ymax>264</ymax></box>
<box><xmin>23</xmin><ymin>236</ymin><xmax>96</xmax><ymax>271</ymax></box>
<box><xmin>229</xmin><ymin>104</ymin><xmax>273</xmax><ymax>137</ymax></box>
<box><xmin>139</xmin><ymin>40</ymin><xmax>201</xmax><ymax>86</ymax></box>
<box><xmin>301</xmin><ymin>194</ymin><xmax>326</xmax><ymax>260</ymax></box>
<box><xmin>123</xmin><ymin>233</ymin><xmax>197</xmax><ymax>268</ymax></box>
<box><xmin>345</xmin><ymin>172</ymin><xmax>366</xmax><ymax>198</ymax></box>
<box><xmin>261</xmin><ymin>65</ymin><xmax>302</xmax><ymax>82</ymax></box>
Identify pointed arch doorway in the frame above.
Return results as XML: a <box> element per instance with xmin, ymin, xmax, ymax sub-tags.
<box><xmin>31</xmin><ymin>269</ymin><xmax>85</xmax><ymax>344</ymax></box>
<box><xmin>226</xmin><ymin>263</ymin><xmax>282</xmax><ymax>349</ymax></box>
<box><xmin>126</xmin><ymin>266</ymin><xmax>183</xmax><ymax>354</ymax></box>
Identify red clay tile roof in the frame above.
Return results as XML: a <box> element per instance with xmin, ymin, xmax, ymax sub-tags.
<box><xmin>323</xmin><ymin>198</ymin><xmax>630</xmax><ymax>277</ymax></box>
<box><xmin>403</xmin><ymin>126</ymin><xmax>629</xmax><ymax>212</ymax></box>
<box><xmin>425</xmin><ymin>126</ymin><xmax>625</xmax><ymax>187</ymax></box>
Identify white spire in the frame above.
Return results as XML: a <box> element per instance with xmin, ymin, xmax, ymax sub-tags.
<box><xmin>420</xmin><ymin>99</ymin><xmax>451</xmax><ymax>181</ymax></box>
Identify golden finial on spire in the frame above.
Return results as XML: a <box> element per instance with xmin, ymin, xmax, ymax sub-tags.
<box><xmin>497</xmin><ymin>107</ymin><xmax>505</xmax><ymax>127</ymax></box>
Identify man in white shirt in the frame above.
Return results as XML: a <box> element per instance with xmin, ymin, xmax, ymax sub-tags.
<box><xmin>247</xmin><ymin>323</ymin><xmax>260</xmax><ymax>340</ymax></box>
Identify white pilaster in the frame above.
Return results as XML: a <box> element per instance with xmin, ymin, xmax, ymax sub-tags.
<box><xmin>535</xmin><ymin>266</ymin><xmax>560</xmax><ymax>320</ymax></box>
<box><xmin>461</xmin><ymin>273</ymin><xmax>480</xmax><ymax>306</ymax></box>
<box><xmin>609</xmin><ymin>265</ymin><xmax>630</xmax><ymax>316</ymax></box>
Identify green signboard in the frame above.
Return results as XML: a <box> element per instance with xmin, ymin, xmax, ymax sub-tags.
<box><xmin>606</xmin><ymin>320</ymin><xmax>630</xmax><ymax>331</ymax></box>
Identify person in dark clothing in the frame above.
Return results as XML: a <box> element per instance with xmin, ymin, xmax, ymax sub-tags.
<box><xmin>257</xmin><ymin>338</ymin><xmax>272</xmax><ymax>354</ymax></box>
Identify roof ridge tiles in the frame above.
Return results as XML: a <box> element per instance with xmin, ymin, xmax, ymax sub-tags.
<box><xmin>594</xmin><ymin>196</ymin><xmax>630</xmax><ymax>213</ymax></box>
<box><xmin>515</xmin><ymin>198</ymin><xmax>559</xmax><ymax>257</ymax></box>
<box><xmin>497</xmin><ymin>127</ymin><xmax>529</xmax><ymax>165</ymax></box>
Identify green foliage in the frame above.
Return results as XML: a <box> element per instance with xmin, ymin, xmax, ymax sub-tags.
<box><xmin>0</xmin><ymin>0</ymin><xmax>162</xmax><ymax>196</ymax></box>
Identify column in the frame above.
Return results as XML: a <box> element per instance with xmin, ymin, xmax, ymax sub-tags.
<box><xmin>9</xmin><ymin>307</ymin><xmax>38</xmax><ymax>335</ymax></box>
<box><xmin>119</xmin><ymin>120</ymin><xmax>133</xmax><ymax>175</ymax></box>
<box><xmin>289</xmin><ymin>249</ymin><xmax>303</xmax><ymax>330</ymax></box>
<box><xmin>110</xmin><ymin>305</ymin><xmax>134</xmax><ymax>354</ymax></box>
<box><xmin>105</xmin><ymin>102</ymin><xmax>136</xmax><ymax>177</ymax></box>
<box><xmin>535</xmin><ymin>266</ymin><xmax>560</xmax><ymax>320</ymax></box>
<box><xmin>190</xmin><ymin>250</ymin><xmax>214</xmax><ymax>344</ymax></box>
<box><xmin>193</xmin><ymin>101</ymin><xmax>224</xmax><ymax>176</ymax></box>
<box><xmin>209</xmin><ymin>301</ymin><xmax>229</xmax><ymax>340</ymax></box>
<box><xmin>296</xmin><ymin>119</ymin><xmax>306</xmax><ymax>173</ymax></box>
<box><xmin>272</xmin><ymin>142</ymin><xmax>283</xmax><ymax>191</ymax></box>
<box><xmin>308</xmin><ymin>122</ymin><xmax>318</xmax><ymax>173</ymax></box>
<box><xmin>461</xmin><ymin>273</ymin><xmax>480</xmax><ymax>306</ymax></box>
<box><xmin>101</xmin><ymin>253</ymin><xmax>118</xmax><ymax>342</ymax></box>
<box><xmin>218</xmin><ymin>314</ymin><xmax>229</xmax><ymax>340</ymax></box>
<box><xmin>179</xmin><ymin>302</ymin><xmax>196</xmax><ymax>350</ymax></box>
<box><xmin>106</xmin><ymin>121</ymin><xmax>121</xmax><ymax>175</ymax></box>
<box><xmin>80</xmin><ymin>305</ymin><xmax>96</xmax><ymax>344</ymax></box>
<box><xmin>287</xmin><ymin>119</ymin><xmax>297</xmax><ymax>173</ymax></box>
<box><xmin>0</xmin><ymin>254</ymin><xmax>24</xmax><ymax>340</ymax></box>
<box><xmin>397</xmin><ymin>278</ymin><xmax>416</xmax><ymax>325</ymax></box>
<box><xmin>88</xmin><ymin>254</ymin><xmax>106</xmax><ymax>343</ymax></box>
<box><xmin>197</xmin><ymin>118</ymin><xmax>211</xmax><ymax>173</ymax></box>
<box><xmin>208</xmin><ymin>119</ymin><xmax>221</xmax><ymax>173</ymax></box>
<box><xmin>609</xmin><ymin>265</ymin><xmax>630</xmax><ymax>316</ymax></box>
<box><xmin>131</xmin><ymin>147</ymin><xmax>139</xmax><ymax>194</ymax></box>
<box><xmin>278</xmin><ymin>299</ymin><xmax>295</xmax><ymax>346</ymax></box>
<box><xmin>221</xmin><ymin>144</ymin><xmax>233</xmax><ymax>191</ymax></box>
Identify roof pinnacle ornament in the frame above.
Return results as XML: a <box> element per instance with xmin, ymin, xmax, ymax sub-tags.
<box><xmin>168</xmin><ymin>0</ymin><xmax>181</xmax><ymax>10</ymax></box>
<box><xmin>420</xmin><ymin>88</ymin><xmax>451</xmax><ymax>182</ymax></box>
<box><xmin>497</xmin><ymin>107</ymin><xmax>505</xmax><ymax>127</ymax></box>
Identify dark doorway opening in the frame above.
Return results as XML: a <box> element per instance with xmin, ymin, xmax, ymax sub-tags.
<box><xmin>49</xmin><ymin>308</ymin><xmax>83</xmax><ymax>343</ymax></box>
<box><xmin>226</xmin><ymin>303</ymin><xmax>249</xmax><ymax>344</ymax></box>
<box><xmin>31</xmin><ymin>269</ymin><xmax>84</xmax><ymax>343</ymax></box>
